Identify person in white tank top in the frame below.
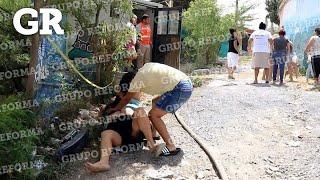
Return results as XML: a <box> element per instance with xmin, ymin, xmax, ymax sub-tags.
<box><xmin>306</xmin><ymin>28</ymin><xmax>320</xmax><ymax>84</ymax></box>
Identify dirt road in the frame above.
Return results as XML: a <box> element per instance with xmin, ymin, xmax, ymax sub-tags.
<box><xmin>179</xmin><ymin>69</ymin><xmax>320</xmax><ymax>179</ymax></box>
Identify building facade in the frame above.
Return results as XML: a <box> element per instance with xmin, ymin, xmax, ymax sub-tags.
<box><xmin>279</xmin><ymin>0</ymin><xmax>320</xmax><ymax>66</ymax></box>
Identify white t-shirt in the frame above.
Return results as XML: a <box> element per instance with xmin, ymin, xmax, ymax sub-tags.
<box><xmin>311</xmin><ymin>36</ymin><xmax>320</xmax><ymax>56</ymax></box>
<box><xmin>250</xmin><ymin>30</ymin><xmax>272</xmax><ymax>53</ymax></box>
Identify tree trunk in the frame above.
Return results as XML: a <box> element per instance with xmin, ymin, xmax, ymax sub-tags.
<box><xmin>26</xmin><ymin>0</ymin><xmax>42</xmax><ymax>95</ymax></box>
<box><xmin>235</xmin><ymin>0</ymin><xmax>239</xmax><ymax>27</ymax></box>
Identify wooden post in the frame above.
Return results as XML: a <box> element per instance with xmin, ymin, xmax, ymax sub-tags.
<box><xmin>26</xmin><ymin>0</ymin><xmax>42</xmax><ymax>95</ymax></box>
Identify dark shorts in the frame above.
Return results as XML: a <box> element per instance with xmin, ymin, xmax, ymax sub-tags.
<box><xmin>156</xmin><ymin>80</ymin><xmax>193</xmax><ymax>113</ymax></box>
<box><xmin>103</xmin><ymin>115</ymin><xmax>145</xmax><ymax>146</ymax></box>
<box><xmin>311</xmin><ymin>55</ymin><xmax>320</xmax><ymax>79</ymax></box>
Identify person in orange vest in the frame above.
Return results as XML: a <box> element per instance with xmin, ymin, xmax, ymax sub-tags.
<box><xmin>136</xmin><ymin>14</ymin><xmax>152</xmax><ymax>69</ymax></box>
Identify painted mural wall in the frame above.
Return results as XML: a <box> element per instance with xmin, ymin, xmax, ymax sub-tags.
<box><xmin>35</xmin><ymin>1</ymin><xmax>129</xmax><ymax>117</ymax></box>
<box><xmin>279</xmin><ymin>0</ymin><xmax>320</xmax><ymax>66</ymax></box>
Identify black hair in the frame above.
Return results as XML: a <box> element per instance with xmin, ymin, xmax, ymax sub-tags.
<box><xmin>119</xmin><ymin>72</ymin><xmax>136</xmax><ymax>93</ymax></box>
<box><xmin>103</xmin><ymin>72</ymin><xmax>137</xmax><ymax>116</ymax></box>
<box><xmin>259</xmin><ymin>22</ymin><xmax>267</xmax><ymax>30</ymax></box>
<box><xmin>279</xmin><ymin>30</ymin><xmax>286</xmax><ymax>36</ymax></box>
<box><xmin>229</xmin><ymin>28</ymin><xmax>236</xmax><ymax>35</ymax></box>
<box><xmin>315</xmin><ymin>28</ymin><xmax>320</xmax><ymax>36</ymax></box>
<box><xmin>142</xmin><ymin>15</ymin><xmax>149</xmax><ymax>21</ymax></box>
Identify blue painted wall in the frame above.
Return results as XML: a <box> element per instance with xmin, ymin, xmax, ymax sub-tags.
<box><xmin>280</xmin><ymin>0</ymin><xmax>320</xmax><ymax>66</ymax></box>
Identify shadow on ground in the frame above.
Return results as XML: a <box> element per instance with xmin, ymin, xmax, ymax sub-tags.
<box><xmin>59</xmin><ymin>147</ymin><xmax>184</xmax><ymax>179</ymax></box>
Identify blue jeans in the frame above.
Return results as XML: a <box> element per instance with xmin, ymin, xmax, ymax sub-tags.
<box><xmin>272</xmin><ymin>51</ymin><xmax>286</xmax><ymax>82</ymax></box>
<box><xmin>156</xmin><ymin>80</ymin><xmax>193</xmax><ymax>113</ymax></box>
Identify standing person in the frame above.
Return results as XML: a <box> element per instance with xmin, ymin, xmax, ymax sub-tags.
<box><xmin>136</xmin><ymin>14</ymin><xmax>152</xmax><ymax>69</ymax></box>
<box><xmin>306</xmin><ymin>54</ymin><xmax>314</xmax><ymax>83</ymax></box>
<box><xmin>125</xmin><ymin>16</ymin><xmax>138</xmax><ymax>71</ymax></box>
<box><xmin>272</xmin><ymin>29</ymin><xmax>291</xmax><ymax>85</ymax></box>
<box><xmin>108</xmin><ymin>63</ymin><xmax>193</xmax><ymax>156</ymax></box>
<box><xmin>286</xmin><ymin>40</ymin><xmax>295</xmax><ymax>81</ymax></box>
<box><xmin>305</xmin><ymin>28</ymin><xmax>320</xmax><ymax>85</ymax></box>
<box><xmin>227</xmin><ymin>28</ymin><xmax>240</xmax><ymax>79</ymax></box>
<box><xmin>248</xmin><ymin>22</ymin><xmax>273</xmax><ymax>84</ymax></box>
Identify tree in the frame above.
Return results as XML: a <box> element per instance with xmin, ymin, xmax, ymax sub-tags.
<box><xmin>152</xmin><ymin>0</ymin><xmax>192</xmax><ymax>9</ymax></box>
<box><xmin>0</xmin><ymin>0</ymin><xmax>134</xmax><ymax>96</ymax></box>
<box><xmin>0</xmin><ymin>0</ymin><xmax>32</xmax><ymax>94</ymax></box>
<box><xmin>26</xmin><ymin>0</ymin><xmax>41</xmax><ymax>94</ymax></box>
<box><xmin>234</xmin><ymin>0</ymin><xmax>257</xmax><ymax>30</ymax></box>
<box><xmin>266</xmin><ymin>0</ymin><xmax>281</xmax><ymax>25</ymax></box>
<box><xmin>173</xmin><ymin>0</ymin><xmax>192</xmax><ymax>9</ymax></box>
<box><xmin>183</xmin><ymin>0</ymin><xmax>234</xmax><ymax>66</ymax></box>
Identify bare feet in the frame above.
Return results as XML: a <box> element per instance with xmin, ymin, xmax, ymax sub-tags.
<box><xmin>166</xmin><ymin>144</ymin><xmax>177</xmax><ymax>152</ymax></box>
<box><xmin>85</xmin><ymin>161</ymin><xmax>110</xmax><ymax>173</ymax></box>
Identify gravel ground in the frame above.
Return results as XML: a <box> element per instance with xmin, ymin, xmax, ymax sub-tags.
<box><xmin>179</xmin><ymin>69</ymin><xmax>320</xmax><ymax>180</ymax></box>
<box><xmin>59</xmin><ymin>112</ymin><xmax>217</xmax><ymax>180</ymax></box>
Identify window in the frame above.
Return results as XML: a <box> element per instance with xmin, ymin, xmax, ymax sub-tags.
<box><xmin>157</xmin><ymin>10</ymin><xmax>180</xmax><ymax>35</ymax></box>
<box><xmin>168</xmin><ymin>10</ymin><xmax>179</xmax><ymax>35</ymax></box>
<box><xmin>157</xmin><ymin>11</ymin><xmax>168</xmax><ymax>35</ymax></box>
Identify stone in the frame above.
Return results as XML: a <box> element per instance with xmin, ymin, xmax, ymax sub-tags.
<box><xmin>50</xmin><ymin>138</ymin><xmax>61</xmax><ymax>145</ymax></box>
<box><xmin>305</xmin><ymin>126</ymin><xmax>313</xmax><ymax>130</ymax></box>
<box><xmin>286</xmin><ymin>121</ymin><xmax>295</xmax><ymax>126</ymax></box>
<box><xmin>193</xmin><ymin>69</ymin><xmax>211</xmax><ymax>76</ymax></box>
<box><xmin>269</xmin><ymin>166</ymin><xmax>279</xmax><ymax>172</ymax></box>
<box><xmin>287</xmin><ymin>140</ymin><xmax>301</xmax><ymax>147</ymax></box>
<box><xmin>145</xmin><ymin>169</ymin><xmax>174</xmax><ymax>179</ymax></box>
<box><xmin>196</xmin><ymin>171</ymin><xmax>205</xmax><ymax>179</ymax></box>
<box><xmin>265</xmin><ymin>169</ymin><xmax>273</xmax><ymax>175</ymax></box>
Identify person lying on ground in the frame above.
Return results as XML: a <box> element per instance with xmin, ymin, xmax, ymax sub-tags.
<box><xmin>108</xmin><ymin>62</ymin><xmax>193</xmax><ymax>157</ymax></box>
<box><xmin>85</xmin><ymin>73</ymin><xmax>160</xmax><ymax>173</ymax></box>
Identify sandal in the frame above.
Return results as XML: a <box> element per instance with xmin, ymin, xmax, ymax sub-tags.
<box><xmin>155</xmin><ymin>144</ymin><xmax>181</xmax><ymax>157</ymax></box>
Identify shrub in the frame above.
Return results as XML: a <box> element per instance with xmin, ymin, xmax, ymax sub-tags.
<box><xmin>0</xmin><ymin>96</ymin><xmax>39</xmax><ymax>179</ymax></box>
<box><xmin>192</xmin><ymin>77</ymin><xmax>203</xmax><ymax>88</ymax></box>
<box><xmin>53</xmin><ymin>100</ymin><xmax>89</xmax><ymax>121</ymax></box>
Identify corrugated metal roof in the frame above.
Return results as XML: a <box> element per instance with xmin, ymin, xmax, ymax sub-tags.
<box><xmin>133</xmin><ymin>0</ymin><xmax>164</xmax><ymax>8</ymax></box>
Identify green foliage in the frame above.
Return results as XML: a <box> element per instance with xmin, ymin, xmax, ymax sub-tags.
<box><xmin>236</xmin><ymin>1</ymin><xmax>257</xmax><ymax>30</ymax></box>
<box><xmin>299</xmin><ymin>66</ymin><xmax>306</xmax><ymax>76</ymax></box>
<box><xmin>266</xmin><ymin>0</ymin><xmax>281</xmax><ymax>25</ymax></box>
<box><xmin>191</xmin><ymin>77</ymin><xmax>203</xmax><ymax>88</ymax></box>
<box><xmin>0</xmin><ymin>0</ymin><xmax>31</xmax><ymax>71</ymax></box>
<box><xmin>183</xmin><ymin>0</ymin><xmax>234</xmax><ymax>66</ymax></box>
<box><xmin>174</xmin><ymin>0</ymin><xmax>192</xmax><ymax>9</ymax></box>
<box><xmin>47</xmin><ymin>0</ymin><xmax>134</xmax><ymax>89</ymax></box>
<box><xmin>183</xmin><ymin>0</ymin><xmax>256</xmax><ymax>67</ymax></box>
<box><xmin>0</xmin><ymin>95</ymin><xmax>39</xmax><ymax>179</ymax></box>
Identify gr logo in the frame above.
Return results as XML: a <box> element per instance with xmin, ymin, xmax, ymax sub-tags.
<box><xmin>13</xmin><ymin>8</ymin><xmax>64</xmax><ymax>35</ymax></box>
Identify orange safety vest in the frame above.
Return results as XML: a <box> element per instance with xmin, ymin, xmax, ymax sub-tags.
<box><xmin>139</xmin><ymin>23</ymin><xmax>152</xmax><ymax>46</ymax></box>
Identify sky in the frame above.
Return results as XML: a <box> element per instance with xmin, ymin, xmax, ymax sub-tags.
<box><xmin>216</xmin><ymin>0</ymin><xmax>268</xmax><ymax>29</ymax></box>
